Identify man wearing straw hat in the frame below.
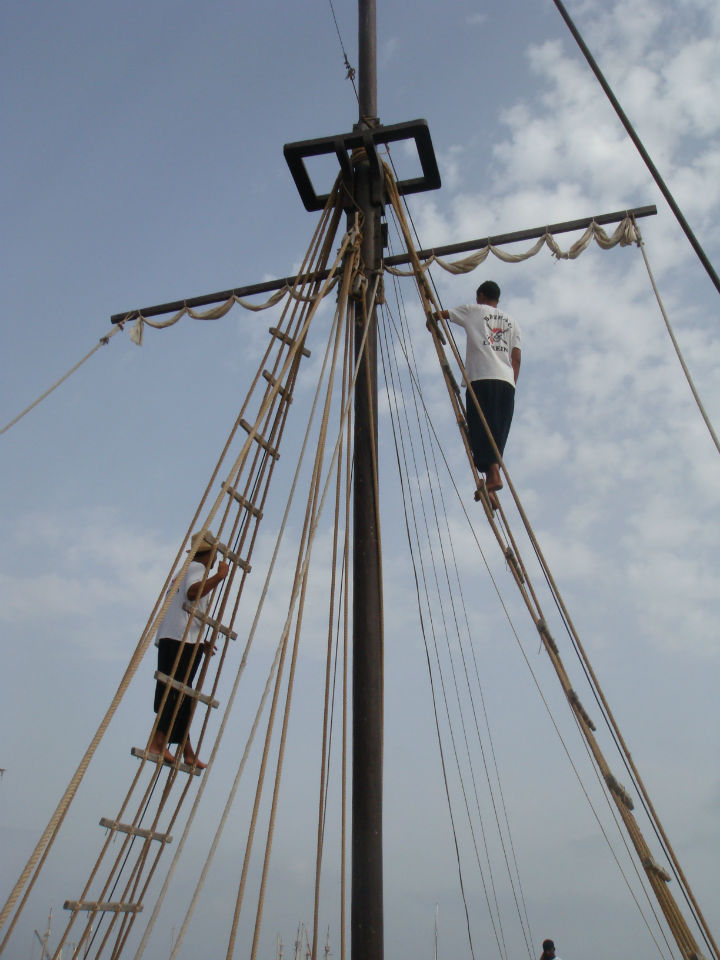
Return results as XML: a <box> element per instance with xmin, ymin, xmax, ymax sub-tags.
<box><xmin>149</xmin><ymin>530</ymin><xmax>229</xmax><ymax>769</ymax></box>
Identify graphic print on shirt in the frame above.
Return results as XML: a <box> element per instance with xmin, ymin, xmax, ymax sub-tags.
<box><xmin>484</xmin><ymin>314</ymin><xmax>512</xmax><ymax>354</ymax></box>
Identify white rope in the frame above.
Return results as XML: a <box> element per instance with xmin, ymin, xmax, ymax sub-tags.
<box><xmin>384</xmin><ymin>217</ymin><xmax>639</xmax><ymax>277</ymax></box>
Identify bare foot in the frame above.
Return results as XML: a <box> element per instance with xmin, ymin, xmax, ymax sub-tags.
<box><xmin>488</xmin><ymin>490</ymin><xmax>500</xmax><ymax>511</ymax></box>
<box><xmin>183</xmin><ymin>752</ymin><xmax>207</xmax><ymax>770</ymax></box>
<box><xmin>148</xmin><ymin>734</ymin><xmax>176</xmax><ymax>765</ymax></box>
<box><xmin>485</xmin><ymin>465</ymin><xmax>503</xmax><ymax>492</ymax></box>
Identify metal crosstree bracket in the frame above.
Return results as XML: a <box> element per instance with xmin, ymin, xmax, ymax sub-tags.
<box><xmin>283</xmin><ymin>119</ymin><xmax>441</xmax><ymax>211</ymax></box>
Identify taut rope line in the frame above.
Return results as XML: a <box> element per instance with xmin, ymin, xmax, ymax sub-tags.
<box><xmin>224</xmin><ymin>273</ymin><xmax>380</xmax><ymax>960</ymax></box>
<box><xmin>381</xmin><ymin>287</ymin><xmax>674</xmax><ymax>960</ymax></box>
<box><xmin>153</xmin><ymin>258</ymin><xmax>356</xmax><ymax>960</ymax></box>
<box><xmin>0</xmin><ymin>322</ymin><xmax>125</xmax><ymax>437</ymax></box>
<box><xmin>384</xmin><ymin>164</ymin><xmax>715</xmax><ymax>960</ymax></box>
<box><xmin>632</xmin><ymin>217</ymin><xmax>720</xmax><ymax>457</ymax></box>
<box><xmin>132</xmin><ymin>215</ymin><xmax>361</xmax><ymax>960</ymax></box>
<box><xmin>0</xmin><ymin>190</ymin><xmax>351</xmax><ymax>955</ymax></box>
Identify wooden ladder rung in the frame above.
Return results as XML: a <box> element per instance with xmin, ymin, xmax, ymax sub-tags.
<box><xmin>215</xmin><ymin>540</ymin><xmax>251</xmax><ymax>574</ymax></box>
<box><xmin>240</xmin><ymin>419</ymin><xmax>280</xmax><ymax>460</ymax></box>
<box><xmin>99</xmin><ymin>817</ymin><xmax>173</xmax><ymax>844</ymax></box>
<box><xmin>64</xmin><ymin>901</ymin><xmax>142</xmax><ymax>914</ymax></box>
<box><xmin>262</xmin><ymin>369</ymin><xmax>293</xmax><ymax>402</ymax></box>
<box><xmin>221</xmin><ymin>482</ymin><xmax>263</xmax><ymax>519</ymax></box>
<box><xmin>153</xmin><ymin>670</ymin><xmax>219</xmax><ymax>708</ymax></box>
<box><xmin>268</xmin><ymin>326</ymin><xmax>311</xmax><ymax>357</ymax></box>
<box><xmin>130</xmin><ymin>747</ymin><xmax>203</xmax><ymax>776</ymax></box>
<box><xmin>182</xmin><ymin>602</ymin><xmax>238</xmax><ymax>641</ymax></box>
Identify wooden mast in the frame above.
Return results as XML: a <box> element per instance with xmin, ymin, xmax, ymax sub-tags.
<box><xmin>351</xmin><ymin>2</ymin><xmax>384</xmax><ymax>960</ymax></box>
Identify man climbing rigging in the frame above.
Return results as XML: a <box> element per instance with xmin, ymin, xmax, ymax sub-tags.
<box><xmin>438</xmin><ymin>280</ymin><xmax>521</xmax><ymax>505</ymax></box>
<box><xmin>149</xmin><ymin>529</ymin><xmax>229</xmax><ymax>769</ymax></box>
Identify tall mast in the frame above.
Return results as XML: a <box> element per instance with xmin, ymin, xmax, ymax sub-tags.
<box><xmin>352</xmin><ymin>2</ymin><xmax>384</xmax><ymax>960</ymax></box>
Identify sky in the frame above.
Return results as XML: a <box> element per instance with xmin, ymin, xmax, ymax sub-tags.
<box><xmin>1</xmin><ymin>1</ymin><xmax>719</xmax><ymax>960</ymax></box>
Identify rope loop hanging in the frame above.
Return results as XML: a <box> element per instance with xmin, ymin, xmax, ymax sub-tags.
<box><xmin>128</xmin><ymin>278</ymin><xmax>340</xmax><ymax>346</ymax></box>
<box><xmin>384</xmin><ymin>216</ymin><xmax>639</xmax><ymax>278</ymax></box>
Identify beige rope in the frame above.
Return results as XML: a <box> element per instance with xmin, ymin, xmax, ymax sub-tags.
<box><xmin>248</xmin><ymin>273</ymin><xmax>382</xmax><ymax>960</ymax></box>
<box><xmin>137</xmin><ymin>210</ymin><xmax>360</xmax><ymax>959</ymax></box>
<box><xmin>384</xmin><ymin>217</ymin><xmax>638</xmax><ymax>277</ymax></box>
<box><xmin>380</xmin><ymin>288</ymin><xmax>673</xmax><ymax>960</ymax></box>
<box><xmin>384</xmin><ymin>166</ymin><xmax>711</xmax><ymax>960</ymax></box>
<box><xmin>633</xmin><ymin>218</ymin><xmax>720</xmax><ymax>457</ymax></box>
<box><xmin>155</xmin><ymin>267</ymin><xmax>355</xmax><ymax>960</ymax></box>
<box><xmin>133</xmin><ymin>225</ymin><xmax>359</xmax><ymax>960</ymax></box>
<box><xmin>249</xmin><ymin>321</ymin><xmax>343</xmax><ymax>960</ymax></box>
<box><xmin>128</xmin><ymin>279</ymin><xmax>340</xmax><ymax>345</ymax></box>
<box><xmin>311</xmin><ymin>273</ymin><xmax>354</xmax><ymax>960</ymax></box>
<box><xmin>225</xmin><ymin>265</ymin><xmax>374</xmax><ymax>960</ymax></box>
<box><xmin>340</xmin><ymin>312</ymin><xmax>352</xmax><ymax>960</ymax></box>
<box><xmin>0</xmin><ymin>322</ymin><xmax>125</xmax><ymax>437</ymax></box>
<box><xmin>1</xmin><ymin>194</ymin><xmax>351</xmax><ymax>956</ymax></box>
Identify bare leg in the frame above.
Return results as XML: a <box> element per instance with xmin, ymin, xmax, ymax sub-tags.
<box><xmin>486</xmin><ymin>463</ymin><xmax>503</xmax><ymax>492</ymax></box>
<box><xmin>149</xmin><ymin>729</ymin><xmax>175</xmax><ymax>764</ymax></box>
<box><xmin>182</xmin><ymin>738</ymin><xmax>207</xmax><ymax>770</ymax></box>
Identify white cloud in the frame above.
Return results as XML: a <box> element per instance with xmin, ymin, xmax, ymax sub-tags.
<box><xmin>466</xmin><ymin>12</ymin><xmax>488</xmax><ymax>27</ymax></box>
<box><xmin>0</xmin><ymin>508</ymin><xmax>172</xmax><ymax>659</ymax></box>
<box><xmin>381</xmin><ymin>36</ymin><xmax>398</xmax><ymax>66</ymax></box>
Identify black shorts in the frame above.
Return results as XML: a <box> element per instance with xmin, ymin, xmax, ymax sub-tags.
<box><xmin>465</xmin><ymin>379</ymin><xmax>515</xmax><ymax>472</ymax></box>
<box><xmin>154</xmin><ymin>638</ymin><xmax>203</xmax><ymax>744</ymax></box>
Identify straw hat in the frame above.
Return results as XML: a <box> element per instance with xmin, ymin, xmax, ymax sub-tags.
<box><xmin>187</xmin><ymin>530</ymin><xmax>218</xmax><ymax>555</ymax></box>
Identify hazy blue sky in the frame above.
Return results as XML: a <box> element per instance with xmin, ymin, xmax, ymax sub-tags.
<box><xmin>1</xmin><ymin>1</ymin><xmax>719</xmax><ymax>960</ymax></box>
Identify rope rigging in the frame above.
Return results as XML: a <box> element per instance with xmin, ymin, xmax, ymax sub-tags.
<box><xmin>383</xmin><ymin>161</ymin><xmax>717</xmax><ymax>960</ymax></box>
<box><xmin>0</xmin><ymin>185</ymin><xmax>356</xmax><ymax>960</ymax></box>
<box><xmin>3</xmin><ymin>150</ymin><xmax>718</xmax><ymax>960</ymax></box>
<box><xmin>384</xmin><ymin>215</ymin><xmax>639</xmax><ymax>277</ymax></box>
<box><xmin>379</xmin><ymin>297</ymin><xmax>531</xmax><ymax>960</ymax></box>
<box><xmin>380</xmin><ymin>223</ymin><xmax>539</xmax><ymax>958</ymax></box>
<box><xmin>2</xmin><ymin>185</ymin><xmax>402</xmax><ymax>960</ymax></box>
<box><xmin>0</xmin><ymin>275</ymin><xmax>341</xmax><ymax>439</ymax></box>
<box><xmin>380</xmin><ymin>276</ymin><xmax>671</xmax><ymax>956</ymax></box>
<box><xmin>378</xmin><ymin>254</ymin><xmax>677</xmax><ymax>960</ymax></box>
<box><xmin>379</xmin><ymin>200</ymin><xmax>681</xmax><ymax>959</ymax></box>
<box><xmin>550</xmin><ymin>0</ymin><xmax>720</xmax><ymax>300</ymax></box>
<box><xmin>0</xmin><ymin>323</ymin><xmax>124</xmax><ymax>437</ymax></box>
<box><xmin>325</xmin><ymin>0</ymin><xmax>359</xmax><ymax>102</ymax></box>
<box><xmin>632</xmin><ymin>217</ymin><xmax>720</xmax><ymax>457</ymax></box>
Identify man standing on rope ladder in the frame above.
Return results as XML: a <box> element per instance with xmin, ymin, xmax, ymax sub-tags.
<box><xmin>149</xmin><ymin>530</ymin><xmax>229</xmax><ymax>769</ymax></box>
<box><xmin>438</xmin><ymin>280</ymin><xmax>521</xmax><ymax>504</ymax></box>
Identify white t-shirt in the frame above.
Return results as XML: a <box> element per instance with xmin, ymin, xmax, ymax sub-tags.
<box><xmin>155</xmin><ymin>560</ymin><xmax>209</xmax><ymax>646</ymax></box>
<box><xmin>448</xmin><ymin>303</ymin><xmax>521</xmax><ymax>387</ymax></box>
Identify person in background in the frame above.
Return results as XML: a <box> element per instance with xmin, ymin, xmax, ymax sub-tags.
<box><xmin>540</xmin><ymin>938</ymin><xmax>561</xmax><ymax>960</ymax></box>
